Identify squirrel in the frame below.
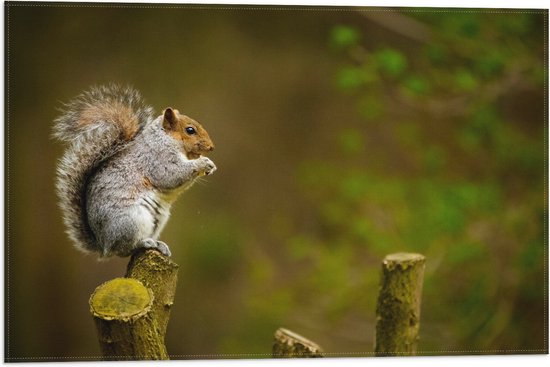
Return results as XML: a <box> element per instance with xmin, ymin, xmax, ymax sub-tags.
<box><xmin>53</xmin><ymin>84</ymin><xmax>216</xmax><ymax>258</ymax></box>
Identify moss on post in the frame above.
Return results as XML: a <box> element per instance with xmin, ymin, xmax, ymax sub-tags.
<box><xmin>272</xmin><ymin>328</ymin><xmax>324</xmax><ymax>358</ymax></box>
<box><xmin>89</xmin><ymin>277</ymin><xmax>168</xmax><ymax>360</ymax></box>
<box><xmin>89</xmin><ymin>249</ymin><xmax>179</xmax><ymax>360</ymax></box>
<box><xmin>375</xmin><ymin>252</ymin><xmax>426</xmax><ymax>356</ymax></box>
<box><xmin>126</xmin><ymin>249</ymin><xmax>179</xmax><ymax>337</ymax></box>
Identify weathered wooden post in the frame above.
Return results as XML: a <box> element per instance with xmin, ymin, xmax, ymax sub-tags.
<box><xmin>272</xmin><ymin>328</ymin><xmax>324</xmax><ymax>358</ymax></box>
<box><xmin>374</xmin><ymin>252</ymin><xmax>426</xmax><ymax>356</ymax></box>
<box><xmin>125</xmin><ymin>249</ymin><xmax>179</xmax><ymax>338</ymax></box>
<box><xmin>89</xmin><ymin>249</ymin><xmax>179</xmax><ymax>360</ymax></box>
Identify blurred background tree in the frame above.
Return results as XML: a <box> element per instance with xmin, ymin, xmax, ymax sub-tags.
<box><xmin>5</xmin><ymin>4</ymin><xmax>547</xmax><ymax>360</ymax></box>
<box><xmin>227</xmin><ymin>10</ymin><xmax>547</xmax><ymax>353</ymax></box>
<box><xmin>259</xmin><ymin>11</ymin><xmax>547</xmax><ymax>352</ymax></box>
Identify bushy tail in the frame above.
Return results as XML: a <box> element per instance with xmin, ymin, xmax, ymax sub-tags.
<box><xmin>53</xmin><ymin>85</ymin><xmax>154</xmax><ymax>253</ymax></box>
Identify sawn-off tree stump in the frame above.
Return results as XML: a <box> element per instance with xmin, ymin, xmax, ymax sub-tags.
<box><xmin>89</xmin><ymin>249</ymin><xmax>179</xmax><ymax>360</ymax></box>
<box><xmin>374</xmin><ymin>252</ymin><xmax>426</xmax><ymax>356</ymax></box>
<box><xmin>272</xmin><ymin>327</ymin><xmax>324</xmax><ymax>358</ymax></box>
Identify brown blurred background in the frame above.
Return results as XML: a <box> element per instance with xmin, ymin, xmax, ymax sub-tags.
<box><xmin>4</xmin><ymin>2</ymin><xmax>548</xmax><ymax>361</ymax></box>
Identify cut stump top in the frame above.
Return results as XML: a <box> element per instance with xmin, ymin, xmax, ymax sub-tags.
<box><xmin>90</xmin><ymin>277</ymin><xmax>152</xmax><ymax>321</ymax></box>
<box><xmin>383</xmin><ymin>253</ymin><xmax>425</xmax><ymax>270</ymax></box>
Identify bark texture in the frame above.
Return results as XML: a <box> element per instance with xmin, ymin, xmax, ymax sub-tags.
<box><xmin>272</xmin><ymin>328</ymin><xmax>324</xmax><ymax>358</ymax></box>
<box><xmin>126</xmin><ymin>248</ymin><xmax>179</xmax><ymax>337</ymax></box>
<box><xmin>375</xmin><ymin>252</ymin><xmax>426</xmax><ymax>356</ymax></box>
<box><xmin>89</xmin><ymin>249</ymin><xmax>179</xmax><ymax>360</ymax></box>
<box><xmin>89</xmin><ymin>277</ymin><xmax>167</xmax><ymax>359</ymax></box>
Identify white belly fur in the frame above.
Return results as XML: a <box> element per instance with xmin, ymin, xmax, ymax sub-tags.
<box><xmin>136</xmin><ymin>191</ymin><xmax>171</xmax><ymax>240</ymax></box>
<box><xmin>134</xmin><ymin>152</ymin><xmax>194</xmax><ymax>239</ymax></box>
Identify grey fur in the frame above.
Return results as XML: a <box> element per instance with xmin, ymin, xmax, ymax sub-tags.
<box><xmin>53</xmin><ymin>85</ymin><xmax>216</xmax><ymax>257</ymax></box>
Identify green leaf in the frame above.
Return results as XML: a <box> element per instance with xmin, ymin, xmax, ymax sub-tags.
<box><xmin>330</xmin><ymin>25</ymin><xmax>360</xmax><ymax>49</ymax></box>
<box><xmin>403</xmin><ymin>75</ymin><xmax>430</xmax><ymax>95</ymax></box>
<box><xmin>454</xmin><ymin>70</ymin><xmax>478</xmax><ymax>91</ymax></box>
<box><xmin>336</xmin><ymin>66</ymin><xmax>366</xmax><ymax>90</ymax></box>
<box><xmin>374</xmin><ymin>48</ymin><xmax>407</xmax><ymax>77</ymax></box>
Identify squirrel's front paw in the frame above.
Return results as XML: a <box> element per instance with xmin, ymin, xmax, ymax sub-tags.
<box><xmin>196</xmin><ymin>156</ymin><xmax>217</xmax><ymax>176</ymax></box>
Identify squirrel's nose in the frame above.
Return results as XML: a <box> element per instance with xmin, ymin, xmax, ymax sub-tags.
<box><xmin>208</xmin><ymin>145</ymin><xmax>214</xmax><ymax>152</ymax></box>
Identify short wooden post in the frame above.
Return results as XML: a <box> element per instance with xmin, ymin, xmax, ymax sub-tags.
<box><xmin>89</xmin><ymin>277</ymin><xmax>166</xmax><ymax>359</ymax></box>
<box><xmin>374</xmin><ymin>252</ymin><xmax>426</xmax><ymax>356</ymax></box>
<box><xmin>125</xmin><ymin>249</ymin><xmax>179</xmax><ymax>337</ymax></box>
<box><xmin>89</xmin><ymin>249</ymin><xmax>179</xmax><ymax>360</ymax></box>
<box><xmin>272</xmin><ymin>328</ymin><xmax>324</xmax><ymax>358</ymax></box>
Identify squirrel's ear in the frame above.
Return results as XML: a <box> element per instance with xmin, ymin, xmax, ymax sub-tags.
<box><xmin>163</xmin><ymin>108</ymin><xmax>177</xmax><ymax>130</ymax></box>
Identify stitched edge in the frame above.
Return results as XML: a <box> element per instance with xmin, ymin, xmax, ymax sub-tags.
<box><xmin>0</xmin><ymin>2</ymin><xmax>547</xmax><ymax>13</ymax></box>
<box><xmin>544</xmin><ymin>8</ymin><xmax>549</xmax><ymax>356</ymax></box>
<box><xmin>3</xmin><ymin>348</ymin><xmax>549</xmax><ymax>360</ymax></box>
<box><xmin>5</xmin><ymin>1</ymin><xmax>11</xmax><ymax>361</ymax></box>
<box><xmin>3</xmin><ymin>2</ymin><xmax>549</xmax><ymax>361</ymax></box>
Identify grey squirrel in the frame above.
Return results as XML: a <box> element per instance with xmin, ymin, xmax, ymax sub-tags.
<box><xmin>53</xmin><ymin>85</ymin><xmax>216</xmax><ymax>257</ymax></box>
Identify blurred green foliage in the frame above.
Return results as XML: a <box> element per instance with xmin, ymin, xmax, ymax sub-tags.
<box><xmin>329</xmin><ymin>12</ymin><xmax>545</xmax><ymax>350</ymax></box>
<box><xmin>248</xmin><ymin>12</ymin><xmax>546</xmax><ymax>351</ymax></box>
<box><xmin>6</xmin><ymin>6</ymin><xmax>546</xmax><ymax>359</ymax></box>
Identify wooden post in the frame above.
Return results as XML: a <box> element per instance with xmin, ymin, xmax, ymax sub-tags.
<box><xmin>374</xmin><ymin>252</ymin><xmax>426</xmax><ymax>356</ymax></box>
<box><xmin>89</xmin><ymin>277</ymin><xmax>167</xmax><ymax>359</ymax></box>
<box><xmin>89</xmin><ymin>249</ymin><xmax>179</xmax><ymax>360</ymax></box>
<box><xmin>272</xmin><ymin>328</ymin><xmax>324</xmax><ymax>358</ymax></box>
<box><xmin>126</xmin><ymin>249</ymin><xmax>179</xmax><ymax>337</ymax></box>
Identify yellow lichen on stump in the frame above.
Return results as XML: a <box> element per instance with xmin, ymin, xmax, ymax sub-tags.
<box><xmin>89</xmin><ymin>276</ymin><xmax>168</xmax><ymax>360</ymax></box>
<box><xmin>90</xmin><ymin>278</ymin><xmax>152</xmax><ymax>320</ymax></box>
<box><xmin>126</xmin><ymin>249</ymin><xmax>179</xmax><ymax>336</ymax></box>
<box><xmin>375</xmin><ymin>252</ymin><xmax>426</xmax><ymax>356</ymax></box>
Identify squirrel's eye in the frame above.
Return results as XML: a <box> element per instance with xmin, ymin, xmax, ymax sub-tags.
<box><xmin>185</xmin><ymin>127</ymin><xmax>196</xmax><ymax>135</ymax></box>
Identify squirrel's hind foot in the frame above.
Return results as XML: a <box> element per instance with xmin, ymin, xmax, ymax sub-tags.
<box><xmin>139</xmin><ymin>238</ymin><xmax>172</xmax><ymax>257</ymax></box>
